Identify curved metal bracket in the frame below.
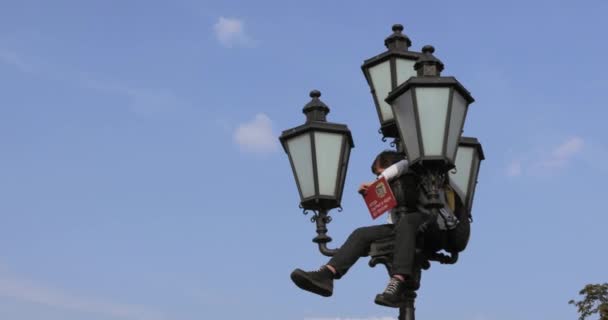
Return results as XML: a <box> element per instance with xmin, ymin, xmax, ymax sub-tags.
<box><xmin>310</xmin><ymin>209</ymin><xmax>339</xmax><ymax>256</ymax></box>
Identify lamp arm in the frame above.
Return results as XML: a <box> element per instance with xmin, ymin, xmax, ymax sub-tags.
<box><xmin>311</xmin><ymin>209</ymin><xmax>339</xmax><ymax>257</ymax></box>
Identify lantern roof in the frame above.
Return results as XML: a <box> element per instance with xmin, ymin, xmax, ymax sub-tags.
<box><xmin>361</xmin><ymin>25</ymin><xmax>420</xmax><ymax>70</ymax></box>
<box><xmin>385</xmin><ymin>76</ymin><xmax>475</xmax><ymax>105</ymax></box>
<box><xmin>279</xmin><ymin>90</ymin><xmax>355</xmax><ymax>153</ymax></box>
<box><xmin>460</xmin><ymin>136</ymin><xmax>485</xmax><ymax>160</ymax></box>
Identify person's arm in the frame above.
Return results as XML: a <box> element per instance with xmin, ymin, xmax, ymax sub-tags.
<box><xmin>379</xmin><ymin>159</ymin><xmax>408</xmax><ymax>181</ymax></box>
<box><xmin>359</xmin><ymin>159</ymin><xmax>408</xmax><ymax>195</ymax></box>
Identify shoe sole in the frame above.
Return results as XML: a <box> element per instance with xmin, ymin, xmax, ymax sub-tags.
<box><xmin>374</xmin><ymin>294</ymin><xmax>405</xmax><ymax>308</ymax></box>
<box><xmin>290</xmin><ymin>269</ymin><xmax>332</xmax><ymax>297</ymax></box>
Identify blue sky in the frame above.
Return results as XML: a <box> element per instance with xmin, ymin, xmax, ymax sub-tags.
<box><xmin>1</xmin><ymin>1</ymin><xmax>607</xmax><ymax>320</ymax></box>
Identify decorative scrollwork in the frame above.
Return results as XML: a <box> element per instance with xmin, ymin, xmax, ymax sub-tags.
<box><xmin>300</xmin><ymin>205</ymin><xmax>311</xmax><ymax>216</ymax></box>
<box><xmin>381</xmin><ymin>136</ymin><xmax>388</xmax><ymax>142</ymax></box>
<box><xmin>337</xmin><ymin>206</ymin><xmax>343</xmax><ymax>212</ymax></box>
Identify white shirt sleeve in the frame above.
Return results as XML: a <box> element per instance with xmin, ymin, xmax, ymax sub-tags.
<box><xmin>379</xmin><ymin>159</ymin><xmax>409</xmax><ymax>181</ymax></box>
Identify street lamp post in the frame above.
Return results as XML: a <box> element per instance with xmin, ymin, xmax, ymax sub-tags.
<box><xmin>280</xmin><ymin>25</ymin><xmax>484</xmax><ymax>320</ymax></box>
<box><xmin>279</xmin><ymin>90</ymin><xmax>355</xmax><ymax>256</ymax></box>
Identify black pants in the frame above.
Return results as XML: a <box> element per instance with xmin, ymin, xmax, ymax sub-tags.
<box><xmin>326</xmin><ymin>212</ymin><xmax>470</xmax><ymax>279</ymax></box>
<box><xmin>327</xmin><ymin>211</ymin><xmax>426</xmax><ymax>278</ymax></box>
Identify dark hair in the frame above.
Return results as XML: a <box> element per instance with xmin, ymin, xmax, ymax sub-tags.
<box><xmin>371</xmin><ymin>150</ymin><xmax>405</xmax><ymax>175</ymax></box>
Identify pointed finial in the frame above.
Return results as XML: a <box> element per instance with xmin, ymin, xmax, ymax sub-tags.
<box><xmin>414</xmin><ymin>45</ymin><xmax>444</xmax><ymax>76</ymax></box>
<box><xmin>384</xmin><ymin>24</ymin><xmax>412</xmax><ymax>51</ymax></box>
<box><xmin>303</xmin><ymin>89</ymin><xmax>330</xmax><ymax>122</ymax></box>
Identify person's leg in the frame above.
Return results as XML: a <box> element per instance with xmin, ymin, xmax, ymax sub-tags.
<box><xmin>327</xmin><ymin>224</ymin><xmax>394</xmax><ymax>278</ymax></box>
<box><xmin>390</xmin><ymin>211</ymin><xmax>425</xmax><ymax>278</ymax></box>
<box><xmin>291</xmin><ymin>224</ymin><xmax>393</xmax><ymax>297</ymax></box>
<box><xmin>375</xmin><ymin>211</ymin><xmax>425</xmax><ymax>308</ymax></box>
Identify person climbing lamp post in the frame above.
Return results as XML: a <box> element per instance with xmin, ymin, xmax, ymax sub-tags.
<box><xmin>280</xmin><ymin>25</ymin><xmax>484</xmax><ymax>320</ymax></box>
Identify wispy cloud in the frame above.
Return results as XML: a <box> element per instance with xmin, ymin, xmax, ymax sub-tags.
<box><xmin>233</xmin><ymin>113</ymin><xmax>277</xmax><ymax>153</ymax></box>
<box><xmin>0</xmin><ymin>48</ymin><xmax>34</xmax><ymax>73</ymax></box>
<box><xmin>0</xmin><ymin>270</ymin><xmax>164</xmax><ymax>320</ymax></box>
<box><xmin>539</xmin><ymin>136</ymin><xmax>584</xmax><ymax>169</ymax></box>
<box><xmin>213</xmin><ymin>17</ymin><xmax>256</xmax><ymax>48</ymax></box>
<box><xmin>506</xmin><ymin>136</ymin><xmax>585</xmax><ymax>177</ymax></box>
<box><xmin>0</xmin><ymin>48</ymin><xmax>182</xmax><ymax>115</ymax></box>
<box><xmin>82</xmin><ymin>78</ymin><xmax>182</xmax><ymax>115</ymax></box>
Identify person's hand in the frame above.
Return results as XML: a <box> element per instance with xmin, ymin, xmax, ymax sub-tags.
<box><xmin>358</xmin><ymin>182</ymin><xmax>372</xmax><ymax>195</ymax></box>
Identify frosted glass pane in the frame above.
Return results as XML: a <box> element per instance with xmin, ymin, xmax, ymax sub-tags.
<box><xmin>392</xmin><ymin>89</ymin><xmax>420</xmax><ymax>162</ymax></box>
<box><xmin>446</xmin><ymin>92</ymin><xmax>468</xmax><ymax>163</ymax></box>
<box><xmin>395</xmin><ymin>58</ymin><xmax>416</xmax><ymax>86</ymax></box>
<box><xmin>314</xmin><ymin>132</ymin><xmax>343</xmax><ymax>197</ymax></box>
<box><xmin>467</xmin><ymin>152</ymin><xmax>481</xmax><ymax>212</ymax></box>
<box><xmin>337</xmin><ymin>143</ymin><xmax>351</xmax><ymax>200</ymax></box>
<box><xmin>416</xmin><ymin>88</ymin><xmax>449</xmax><ymax>156</ymax></box>
<box><xmin>369</xmin><ymin>61</ymin><xmax>393</xmax><ymax>122</ymax></box>
<box><xmin>287</xmin><ymin>134</ymin><xmax>315</xmax><ymax>198</ymax></box>
<box><xmin>449</xmin><ymin>146</ymin><xmax>473</xmax><ymax>202</ymax></box>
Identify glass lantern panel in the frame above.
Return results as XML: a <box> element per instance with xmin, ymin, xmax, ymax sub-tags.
<box><xmin>467</xmin><ymin>151</ymin><xmax>481</xmax><ymax>213</ymax></box>
<box><xmin>337</xmin><ymin>141</ymin><xmax>351</xmax><ymax>200</ymax></box>
<box><xmin>286</xmin><ymin>133</ymin><xmax>315</xmax><ymax>199</ymax></box>
<box><xmin>314</xmin><ymin>132</ymin><xmax>343</xmax><ymax>197</ymax></box>
<box><xmin>446</xmin><ymin>91</ymin><xmax>468</xmax><ymax>164</ymax></box>
<box><xmin>369</xmin><ymin>61</ymin><xmax>393</xmax><ymax>122</ymax></box>
<box><xmin>395</xmin><ymin>58</ymin><xmax>417</xmax><ymax>87</ymax></box>
<box><xmin>449</xmin><ymin>145</ymin><xmax>474</xmax><ymax>204</ymax></box>
<box><xmin>416</xmin><ymin>87</ymin><xmax>450</xmax><ymax>156</ymax></box>
<box><xmin>391</xmin><ymin>89</ymin><xmax>420</xmax><ymax>162</ymax></box>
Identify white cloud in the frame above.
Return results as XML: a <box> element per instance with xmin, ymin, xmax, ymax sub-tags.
<box><xmin>213</xmin><ymin>17</ymin><xmax>255</xmax><ymax>48</ymax></box>
<box><xmin>233</xmin><ymin>113</ymin><xmax>277</xmax><ymax>153</ymax></box>
<box><xmin>539</xmin><ymin>136</ymin><xmax>584</xmax><ymax>169</ymax></box>
<box><xmin>0</xmin><ymin>271</ymin><xmax>164</xmax><ymax>320</ymax></box>
<box><xmin>506</xmin><ymin>136</ymin><xmax>585</xmax><ymax>177</ymax></box>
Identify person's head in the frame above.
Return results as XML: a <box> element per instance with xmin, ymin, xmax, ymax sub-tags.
<box><xmin>371</xmin><ymin>150</ymin><xmax>405</xmax><ymax>175</ymax></box>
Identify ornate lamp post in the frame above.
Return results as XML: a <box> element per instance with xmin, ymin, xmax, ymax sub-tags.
<box><xmin>361</xmin><ymin>24</ymin><xmax>420</xmax><ymax>139</ymax></box>
<box><xmin>279</xmin><ymin>90</ymin><xmax>354</xmax><ymax>256</ymax></box>
<box><xmin>280</xmin><ymin>25</ymin><xmax>484</xmax><ymax>320</ymax></box>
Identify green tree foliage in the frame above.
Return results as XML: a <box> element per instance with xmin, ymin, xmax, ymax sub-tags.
<box><xmin>569</xmin><ymin>283</ymin><xmax>608</xmax><ymax>320</ymax></box>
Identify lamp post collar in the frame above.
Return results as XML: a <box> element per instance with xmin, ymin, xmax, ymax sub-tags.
<box><xmin>414</xmin><ymin>45</ymin><xmax>444</xmax><ymax>76</ymax></box>
<box><xmin>303</xmin><ymin>90</ymin><xmax>330</xmax><ymax>122</ymax></box>
<box><xmin>384</xmin><ymin>24</ymin><xmax>412</xmax><ymax>51</ymax></box>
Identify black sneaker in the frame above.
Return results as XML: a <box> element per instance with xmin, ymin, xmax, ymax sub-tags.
<box><xmin>374</xmin><ymin>277</ymin><xmax>406</xmax><ymax>308</ymax></box>
<box><xmin>290</xmin><ymin>266</ymin><xmax>334</xmax><ymax>297</ymax></box>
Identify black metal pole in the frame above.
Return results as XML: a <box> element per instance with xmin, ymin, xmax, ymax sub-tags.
<box><xmin>398</xmin><ymin>290</ymin><xmax>417</xmax><ymax>320</ymax></box>
<box><xmin>312</xmin><ymin>209</ymin><xmax>339</xmax><ymax>256</ymax></box>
